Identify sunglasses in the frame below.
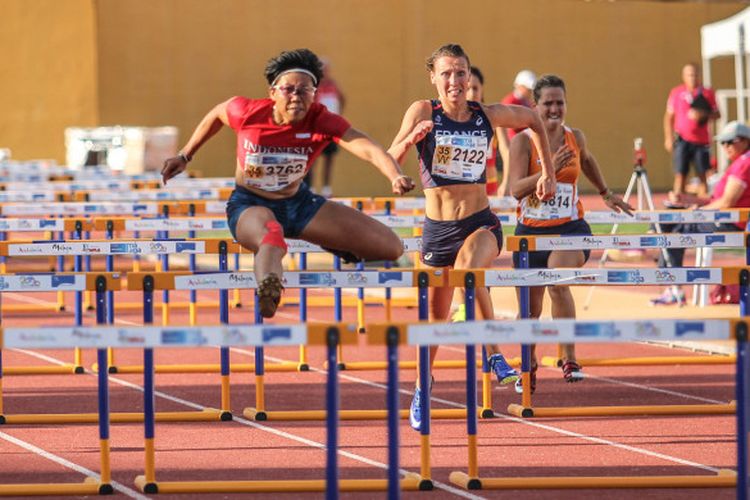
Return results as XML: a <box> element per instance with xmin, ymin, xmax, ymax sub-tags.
<box><xmin>721</xmin><ymin>138</ymin><xmax>742</xmax><ymax>146</ymax></box>
<box><xmin>273</xmin><ymin>85</ymin><xmax>316</xmax><ymax>97</ymax></box>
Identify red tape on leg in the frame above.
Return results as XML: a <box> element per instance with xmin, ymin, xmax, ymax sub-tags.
<box><xmin>260</xmin><ymin>220</ymin><xmax>287</xmax><ymax>253</ymax></box>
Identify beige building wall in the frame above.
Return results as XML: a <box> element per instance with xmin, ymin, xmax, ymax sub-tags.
<box><xmin>3</xmin><ymin>0</ymin><xmax>748</xmax><ymax>194</ymax></box>
<box><xmin>1</xmin><ymin>0</ymin><xmax>98</xmax><ymax>161</ymax></box>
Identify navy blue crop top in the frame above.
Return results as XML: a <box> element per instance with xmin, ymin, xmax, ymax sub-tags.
<box><xmin>416</xmin><ymin>100</ymin><xmax>494</xmax><ymax>188</ymax></box>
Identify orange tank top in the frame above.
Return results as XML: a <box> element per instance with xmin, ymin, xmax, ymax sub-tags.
<box><xmin>518</xmin><ymin>127</ymin><xmax>585</xmax><ymax>227</ymax></box>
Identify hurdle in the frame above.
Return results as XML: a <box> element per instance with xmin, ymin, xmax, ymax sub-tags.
<box><xmin>0</xmin><ymin>273</ymin><xmax>120</xmax><ymax>382</ymax></box>
<box><xmin>507</xmin><ymin>231</ymin><xmax>746</xmax><ymax>411</ymax></box>
<box><xmin>0</xmin><ymin>237</ymin><xmax>238</xmax><ymax>371</ymax></box>
<box><xmin>387</xmin><ymin>317</ymin><xmax>745</xmax><ymax>492</ymax></box>
<box><xmin>0</xmin><ymin>271</ymin><xmax>223</xmax><ymax>424</ymax></box>
<box><xmin>0</xmin><ymin>325</ymin><xmax>115</xmax><ymax>496</ymax></box>
<box><xmin>5</xmin><ymin>322</ymin><xmax>435</xmax><ymax>495</ymax></box>
<box><xmin>490</xmin><ymin>231</ymin><xmax>747</xmax><ymax>418</ymax></box>
<box><xmin>134</xmin><ymin>322</ymin><xmax>426</xmax><ymax>495</ymax></box>
<box><xmin>238</xmin><ymin>269</ymin><xmax>474</xmax><ymax>422</ymax></box>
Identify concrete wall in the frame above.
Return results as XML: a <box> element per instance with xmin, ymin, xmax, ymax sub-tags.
<box><xmin>1</xmin><ymin>0</ymin><xmax>98</xmax><ymax>161</ymax></box>
<box><xmin>3</xmin><ymin>0</ymin><xmax>748</xmax><ymax>194</ymax></box>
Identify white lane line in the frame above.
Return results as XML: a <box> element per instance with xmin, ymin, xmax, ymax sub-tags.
<box><xmin>581</xmin><ymin>372</ymin><xmax>727</xmax><ymax>404</ymax></box>
<box><xmin>230</xmin><ymin>348</ymin><xmax>730</xmax><ymax>475</ymax></box>
<box><xmin>5</xmin><ymin>297</ymin><xmax>731</xmax><ymax>489</ymax></box>
<box><xmin>0</xmin><ymin>431</ymin><xmax>149</xmax><ymax>499</ymax></box>
<box><xmin>13</xmin><ymin>346</ymin><xmax>481</xmax><ymax>499</ymax></box>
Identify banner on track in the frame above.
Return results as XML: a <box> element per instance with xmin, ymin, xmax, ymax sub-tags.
<box><xmin>406</xmin><ymin>319</ymin><xmax>731</xmax><ymax>345</ymax></box>
<box><xmin>482</xmin><ymin>267</ymin><xmax>722</xmax><ymax>286</ymax></box>
<box><xmin>2</xmin><ymin>324</ymin><xmax>307</xmax><ymax>349</ymax></box>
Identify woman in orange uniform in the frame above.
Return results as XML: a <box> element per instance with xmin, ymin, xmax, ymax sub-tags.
<box><xmin>509</xmin><ymin>74</ymin><xmax>632</xmax><ymax>392</ymax></box>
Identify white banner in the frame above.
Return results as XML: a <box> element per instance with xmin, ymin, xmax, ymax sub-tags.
<box><xmin>407</xmin><ymin>319</ymin><xmax>731</xmax><ymax>345</ymax></box>
<box><xmin>532</xmin><ymin>232</ymin><xmax>745</xmax><ymax>251</ymax></box>
<box><xmin>483</xmin><ymin>267</ymin><xmax>723</xmax><ymax>287</ymax></box>
<box><xmin>3</xmin><ymin>324</ymin><xmax>307</xmax><ymax>349</ymax></box>
<box><xmin>124</xmin><ymin>218</ymin><xmax>228</xmax><ymax>231</ymax></box>
<box><xmin>0</xmin><ymin>273</ymin><xmax>87</xmax><ymax>291</ymax></box>
<box><xmin>8</xmin><ymin>240</ymin><xmax>206</xmax><ymax>256</ymax></box>
<box><xmin>0</xmin><ymin>219</ymin><xmax>65</xmax><ymax>231</ymax></box>
<box><xmin>0</xmin><ymin>203</ymin><xmax>160</xmax><ymax>216</ymax></box>
<box><xmin>173</xmin><ymin>271</ymin><xmax>416</xmax><ymax>290</ymax></box>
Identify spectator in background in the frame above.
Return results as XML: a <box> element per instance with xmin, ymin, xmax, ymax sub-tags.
<box><xmin>664</xmin><ymin>63</ymin><xmax>720</xmax><ymax>203</ymax></box>
<box><xmin>467</xmin><ymin>66</ymin><xmax>506</xmax><ymax>196</ymax></box>
<box><xmin>305</xmin><ymin>58</ymin><xmax>346</xmax><ymax>198</ymax></box>
<box><xmin>651</xmin><ymin>120</ymin><xmax>750</xmax><ymax>306</ymax></box>
<box><xmin>498</xmin><ymin>70</ymin><xmax>537</xmax><ymax>194</ymax></box>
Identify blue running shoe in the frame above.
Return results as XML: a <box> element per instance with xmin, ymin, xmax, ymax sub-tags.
<box><xmin>489</xmin><ymin>353</ymin><xmax>519</xmax><ymax>385</ymax></box>
<box><xmin>409</xmin><ymin>387</ymin><xmax>422</xmax><ymax>431</ymax></box>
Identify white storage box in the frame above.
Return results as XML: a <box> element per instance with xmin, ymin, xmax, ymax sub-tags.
<box><xmin>65</xmin><ymin>126</ymin><xmax>178</xmax><ymax>174</ymax></box>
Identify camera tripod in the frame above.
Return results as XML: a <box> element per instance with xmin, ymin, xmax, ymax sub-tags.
<box><xmin>582</xmin><ymin>141</ymin><xmax>676</xmax><ymax>309</ymax></box>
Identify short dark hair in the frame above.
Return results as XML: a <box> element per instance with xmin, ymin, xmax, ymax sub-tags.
<box><xmin>470</xmin><ymin>66</ymin><xmax>484</xmax><ymax>85</ymax></box>
<box><xmin>264</xmin><ymin>49</ymin><xmax>323</xmax><ymax>86</ymax></box>
<box><xmin>533</xmin><ymin>74</ymin><xmax>566</xmax><ymax>103</ymax></box>
<box><xmin>426</xmin><ymin>44</ymin><xmax>471</xmax><ymax>72</ymax></box>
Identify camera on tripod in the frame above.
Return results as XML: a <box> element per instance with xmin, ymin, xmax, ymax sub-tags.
<box><xmin>633</xmin><ymin>137</ymin><xmax>647</xmax><ymax>168</ymax></box>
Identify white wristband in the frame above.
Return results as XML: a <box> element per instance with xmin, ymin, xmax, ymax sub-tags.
<box><xmin>178</xmin><ymin>151</ymin><xmax>192</xmax><ymax>163</ymax></box>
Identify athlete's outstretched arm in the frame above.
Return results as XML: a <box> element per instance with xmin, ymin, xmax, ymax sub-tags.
<box><xmin>161</xmin><ymin>100</ymin><xmax>231</xmax><ymax>185</ymax></box>
<box><xmin>575</xmin><ymin>129</ymin><xmax>633</xmax><ymax>215</ymax></box>
<box><xmin>338</xmin><ymin>127</ymin><xmax>415</xmax><ymax>195</ymax></box>
<box><xmin>388</xmin><ymin>100</ymin><xmax>433</xmax><ymax>165</ymax></box>
<box><xmin>484</xmin><ymin>103</ymin><xmax>555</xmax><ymax>200</ymax></box>
<box><xmin>508</xmin><ymin>133</ymin><xmax>538</xmax><ymax>200</ymax></box>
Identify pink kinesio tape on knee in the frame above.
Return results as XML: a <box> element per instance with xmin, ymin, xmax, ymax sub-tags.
<box><xmin>261</xmin><ymin>220</ymin><xmax>287</xmax><ymax>252</ymax></box>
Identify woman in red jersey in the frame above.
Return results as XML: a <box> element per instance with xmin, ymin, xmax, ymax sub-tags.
<box><xmin>162</xmin><ymin>49</ymin><xmax>414</xmax><ymax>318</ymax></box>
<box><xmin>509</xmin><ymin>74</ymin><xmax>631</xmax><ymax>392</ymax></box>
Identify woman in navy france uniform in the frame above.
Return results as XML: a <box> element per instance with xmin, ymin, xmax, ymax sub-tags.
<box><xmin>389</xmin><ymin>44</ymin><xmax>556</xmax><ymax>431</ymax></box>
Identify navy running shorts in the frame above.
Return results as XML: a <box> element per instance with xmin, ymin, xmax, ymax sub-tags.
<box><xmin>512</xmin><ymin>218</ymin><xmax>592</xmax><ymax>269</ymax></box>
<box><xmin>672</xmin><ymin>136</ymin><xmax>711</xmax><ymax>176</ymax></box>
<box><xmin>226</xmin><ymin>183</ymin><xmax>326</xmax><ymax>240</ymax></box>
<box><xmin>421</xmin><ymin>207</ymin><xmax>503</xmax><ymax>268</ymax></box>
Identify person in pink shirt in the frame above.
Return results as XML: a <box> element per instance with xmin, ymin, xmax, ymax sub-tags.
<box><xmin>664</xmin><ymin>63</ymin><xmax>720</xmax><ymax>200</ymax></box>
<box><xmin>501</xmin><ymin>70</ymin><xmax>537</xmax><ymax>140</ymax></box>
<box><xmin>651</xmin><ymin>120</ymin><xmax>750</xmax><ymax>305</ymax></box>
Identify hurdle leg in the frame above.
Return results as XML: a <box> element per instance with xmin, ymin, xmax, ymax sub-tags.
<box><xmin>356</xmin><ymin>260</ymin><xmax>366</xmax><ymax>333</ymax></box>
<box><xmin>480</xmin><ymin>347</ymin><xmax>492</xmax><ymax>417</ymax></box>
<box><xmin>334</xmin><ymin>256</ymin><xmax>346</xmax><ymax>369</ymax></box>
<box><xmin>95</xmin><ymin>283</ymin><xmax>114</xmax><ymax>494</ymax></box>
<box><xmin>298</xmin><ymin>253</ymin><xmax>309</xmax><ymax>371</ymax></box>
<box><xmin>218</xmin><ymin>243</ymin><xmax>233</xmax><ymax>419</ymax></box>
<box><xmin>508</xmin><ymin>240</ymin><xmax>535</xmax><ymax>417</ymax></box>
<box><xmin>325</xmin><ymin>327</ymin><xmax>340</xmax><ymax>498</ymax></box>
<box><xmin>738</xmin><ymin>270</ymin><xmax>749</xmax><ymax>499</ymax></box>
<box><xmin>73</xmin><ymin>225</ymin><xmax>85</xmax><ymax>375</ymax></box>
<box><xmin>0</xmin><ymin>348</ymin><xmax>4</xmax><ymax>423</ymax></box>
<box><xmin>736</xmin><ymin>321</ymin><xmax>748</xmax><ymax>500</ymax></box>
<box><xmin>161</xmin><ymin>252</ymin><xmax>170</xmax><ymax>326</ymax></box>
<box><xmin>232</xmin><ymin>252</ymin><xmax>242</xmax><ymax>308</ymax></box>
<box><xmin>244</xmin><ymin>294</ymin><xmax>268</xmax><ymax>420</ymax></box>
<box><xmin>416</xmin><ymin>272</ymin><xmax>433</xmax><ymax>488</ymax></box>
<box><xmin>385</xmin><ymin>326</ymin><xmax>400</xmax><ymax>498</ymax></box>
<box><xmin>105</xmin><ymin>222</ymin><xmax>117</xmax><ymax>372</ymax></box>
<box><xmin>383</xmin><ymin>202</ymin><xmax>393</xmax><ymax>322</ymax></box>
